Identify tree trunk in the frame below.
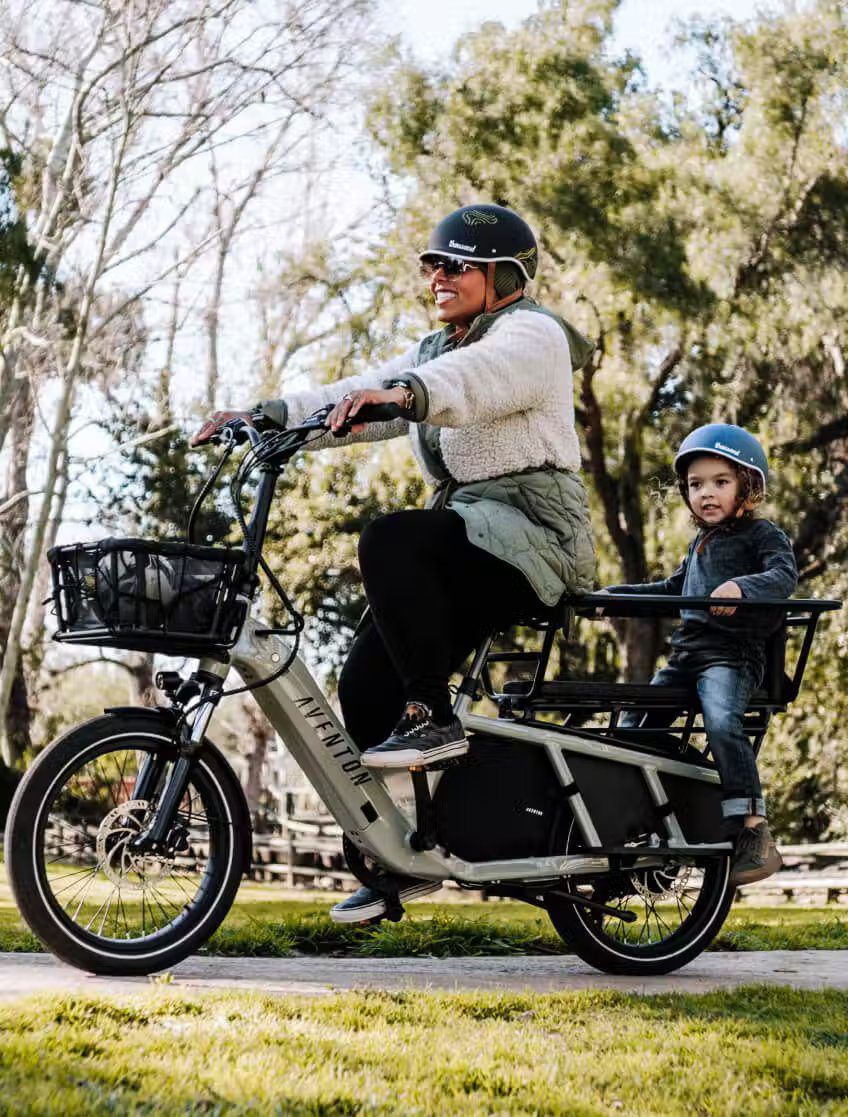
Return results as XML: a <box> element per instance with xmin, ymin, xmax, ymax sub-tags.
<box><xmin>243</xmin><ymin>697</ymin><xmax>273</xmax><ymax>830</ymax></box>
<box><xmin>0</xmin><ymin>375</ymin><xmax>33</xmax><ymax>764</ymax></box>
<box><xmin>125</xmin><ymin>654</ymin><xmax>157</xmax><ymax>706</ymax></box>
<box><xmin>621</xmin><ymin>618</ymin><xmax>665</xmax><ymax>683</ymax></box>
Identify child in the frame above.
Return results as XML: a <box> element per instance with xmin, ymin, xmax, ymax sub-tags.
<box><xmin>603</xmin><ymin>423</ymin><xmax>798</xmax><ymax>885</ymax></box>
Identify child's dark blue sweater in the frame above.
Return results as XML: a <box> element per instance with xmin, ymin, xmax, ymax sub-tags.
<box><xmin>608</xmin><ymin>517</ymin><xmax>798</xmax><ymax>676</ymax></box>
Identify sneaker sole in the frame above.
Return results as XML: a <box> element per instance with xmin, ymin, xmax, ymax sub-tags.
<box><xmin>361</xmin><ymin>737</ymin><xmax>469</xmax><ymax>769</ymax></box>
<box><xmin>329</xmin><ymin>882</ymin><xmax>441</xmax><ymax>924</ymax></box>
<box><xmin>731</xmin><ymin>851</ymin><xmax>783</xmax><ymax>886</ymax></box>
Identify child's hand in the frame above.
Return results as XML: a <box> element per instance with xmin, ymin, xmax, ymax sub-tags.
<box><xmin>710</xmin><ymin>580</ymin><xmax>742</xmax><ymax>616</ymax></box>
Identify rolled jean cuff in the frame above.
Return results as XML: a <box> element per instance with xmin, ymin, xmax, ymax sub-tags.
<box><xmin>722</xmin><ymin>796</ymin><xmax>766</xmax><ymax>819</ymax></box>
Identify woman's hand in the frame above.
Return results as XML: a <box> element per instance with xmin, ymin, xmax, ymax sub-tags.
<box><xmin>710</xmin><ymin>580</ymin><xmax>742</xmax><ymax>616</ymax></box>
<box><xmin>190</xmin><ymin>410</ymin><xmax>255</xmax><ymax>447</ymax></box>
<box><xmin>326</xmin><ymin>386</ymin><xmax>407</xmax><ymax>434</ymax></box>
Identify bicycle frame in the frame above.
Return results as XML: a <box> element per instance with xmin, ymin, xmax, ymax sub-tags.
<box><xmin>153</xmin><ymin>423</ymin><xmax>736</xmax><ymax>887</ymax></box>
<box><xmin>184</xmin><ymin>617</ymin><xmax>732</xmax><ymax>888</ymax></box>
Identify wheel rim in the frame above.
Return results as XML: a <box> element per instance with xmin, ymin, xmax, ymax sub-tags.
<box><xmin>32</xmin><ymin>735</ymin><xmax>233</xmax><ymax>952</ymax></box>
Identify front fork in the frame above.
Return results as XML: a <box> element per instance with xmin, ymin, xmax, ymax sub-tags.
<box><xmin>129</xmin><ymin>671</ymin><xmax>225</xmax><ymax>854</ymax></box>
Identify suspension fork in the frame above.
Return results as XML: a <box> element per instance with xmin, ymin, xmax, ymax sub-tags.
<box><xmin>129</xmin><ymin>678</ymin><xmax>223</xmax><ymax>853</ymax></box>
<box><xmin>134</xmin><ymin>753</ymin><xmax>168</xmax><ymax>804</ymax></box>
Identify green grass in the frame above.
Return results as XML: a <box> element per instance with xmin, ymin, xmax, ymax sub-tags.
<box><xmin>0</xmin><ymin>874</ymin><xmax>846</xmax><ymax>955</ymax></box>
<box><xmin>0</xmin><ymin>986</ymin><xmax>846</xmax><ymax>1114</ymax></box>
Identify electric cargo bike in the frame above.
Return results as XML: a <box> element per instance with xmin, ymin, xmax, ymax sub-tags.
<box><xmin>5</xmin><ymin>408</ymin><xmax>840</xmax><ymax>977</ymax></box>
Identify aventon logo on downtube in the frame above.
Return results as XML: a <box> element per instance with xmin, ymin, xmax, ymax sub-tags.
<box><xmin>293</xmin><ymin>696</ymin><xmax>372</xmax><ymax>786</ymax></box>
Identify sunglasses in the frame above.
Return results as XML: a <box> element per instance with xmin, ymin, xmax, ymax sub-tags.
<box><xmin>419</xmin><ymin>256</ymin><xmax>482</xmax><ymax>278</ymax></box>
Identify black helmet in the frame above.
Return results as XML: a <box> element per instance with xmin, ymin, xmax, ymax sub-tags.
<box><xmin>420</xmin><ymin>204</ymin><xmax>539</xmax><ymax>281</ymax></box>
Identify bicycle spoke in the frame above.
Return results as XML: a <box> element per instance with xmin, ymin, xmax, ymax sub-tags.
<box><xmin>67</xmin><ymin>869</ymin><xmax>101</xmax><ymax>922</ymax></box>
<box><xmin>148</xmin><ymin>884</ymin><xmax>187</xmax><ymax>923</ymax></box>
<box><xmin>85</xmin><ymin>885</ymin><xmax>120</xmax><ymax>935</ymax></box>
<box><xmin>53</xmin><ymin>865</ymin><xmax>103</xmax><ymax>901</ymax></box>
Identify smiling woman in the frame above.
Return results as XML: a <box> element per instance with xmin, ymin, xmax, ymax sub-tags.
<box><xmin>420</xmin><ymin>258</ymin><xmax>486</xmax><ymax>329</ymax></box>
<box><xmin>195</xmin><ymin>201</ymin><xmax>597</xmax><ymax>923</ymax></box>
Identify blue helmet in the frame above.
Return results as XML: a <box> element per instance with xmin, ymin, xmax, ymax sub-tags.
<box><xmin>673</xmin><ymin>424</ymin><xmax>768</xmax><ymax>492</ymax></box>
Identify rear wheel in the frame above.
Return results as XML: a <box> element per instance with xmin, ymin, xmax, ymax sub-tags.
<box><xmin>547</xmin><ymin>853</ymin><xmax>734</xmax><ymax>975</ymax></box>
<box><xmin>6</xmin><ymin>714</ymin><xmax>249</xmax><ymax>976</ymax></box>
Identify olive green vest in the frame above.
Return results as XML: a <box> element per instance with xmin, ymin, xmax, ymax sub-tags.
<box><xmin>413</xmin><ymin>298</ymin><xmax>596</xmax><ymax>606</ymax></box>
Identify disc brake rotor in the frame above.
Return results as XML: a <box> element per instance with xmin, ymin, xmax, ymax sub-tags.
<box><xmin>629</xmin><ymin>862</ymin><xmax>694</xmax><ymax>904</ymax></box>
<box><xmin>95</xmin><ymin>799</ymin><xmax>175</xmax><ymax>889</ymax></box>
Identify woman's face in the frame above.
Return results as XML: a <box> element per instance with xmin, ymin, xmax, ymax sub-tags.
<box><xmin>428</xmin><ymin>263</ymin><xmax>486</xmax><ymax>327</ymax></box>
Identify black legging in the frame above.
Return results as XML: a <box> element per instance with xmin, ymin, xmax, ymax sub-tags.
<box><xmin>337</xmin><ymin>508</ymin><xmax>543</xmax><ymax>750</ymax></box>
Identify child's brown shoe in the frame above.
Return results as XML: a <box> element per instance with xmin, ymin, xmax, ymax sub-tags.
<box><xmin>730</xmin><ymin>821</ymin><xmax>783</xmax><ymax>885</ymax></box>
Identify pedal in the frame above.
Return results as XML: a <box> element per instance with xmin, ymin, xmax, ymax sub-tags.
<box><xmin>380</xmin><ymin>891</ymin><xmax>405</xmax><ymax>922</ymax></box>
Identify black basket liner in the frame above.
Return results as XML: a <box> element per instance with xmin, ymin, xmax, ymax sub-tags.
<box><xmin>48</xmin><ymin>537</ymin><xmax>249</xmax><ymax>656</ymax></box>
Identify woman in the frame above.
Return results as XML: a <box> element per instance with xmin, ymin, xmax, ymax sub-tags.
<box><xmin>194</xmin><ymin>203</ymin><xmax>596</xmax><ymax>921</ymax></box>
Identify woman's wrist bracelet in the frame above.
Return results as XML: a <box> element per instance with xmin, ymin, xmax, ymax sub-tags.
<box><xmin>388</xmin><ymin>381</ymin><xmax>415</xmax><ymax>416</ymax></box>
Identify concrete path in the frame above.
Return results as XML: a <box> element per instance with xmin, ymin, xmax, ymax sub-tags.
<box><xmin>0</xmin><ymin>950</ymin><xmax>846</xmax><ymax>1000</ymax></box>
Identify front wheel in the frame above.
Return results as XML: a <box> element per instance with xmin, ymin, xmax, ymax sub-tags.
<box><xmin>6</xmin><ymin>713</ymin><xmax>250</xmax><ymax>976</ymax></box>
<box><xmin>547</xmin><ymin>853</ymin><xmax>734</xmax><ymax>975</ymax></box>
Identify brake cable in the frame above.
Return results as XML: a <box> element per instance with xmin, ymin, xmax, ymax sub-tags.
<box><xmin>175</xmin><ymin>423</ymin><xmax>331</xmax><ymax>730</ymax></box>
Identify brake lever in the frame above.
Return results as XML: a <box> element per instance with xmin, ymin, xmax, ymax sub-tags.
<box><xmin>212</xmin><ymin>418</ymin><xmax>258</xmax><ymax>447</ymax></box>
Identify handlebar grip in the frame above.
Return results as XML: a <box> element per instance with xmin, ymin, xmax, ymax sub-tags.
<box><xmin>347</xmin><ymin>401</ymin><xmax>404</xmax><ymax>423</ymax></box>
<box><xmin>331</xmin><ymin>401</ymin><xmax>403</xmax><ymax>437</ymax></box>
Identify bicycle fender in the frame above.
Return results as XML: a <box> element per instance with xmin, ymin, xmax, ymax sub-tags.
<box><xmin>101</xmin><ymin>706</ymin><xmax>253</xmax><ymax>875</ymax></box>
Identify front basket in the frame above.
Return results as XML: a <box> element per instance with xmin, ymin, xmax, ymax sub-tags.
<box><xmin>48</xmin><ymin>537</ymin><xmax>249</xmax><ymax>656</ymax></box>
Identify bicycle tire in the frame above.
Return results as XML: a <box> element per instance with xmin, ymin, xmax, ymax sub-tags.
<box><xmin>547</xmin><ymin>854</ymin><xmax>734</xmax><ymax>975</ymax></box>
<box><xmin>5</xmin><ymin>713</ymin><xmax>250</xmax><ymax>976</ymax></box>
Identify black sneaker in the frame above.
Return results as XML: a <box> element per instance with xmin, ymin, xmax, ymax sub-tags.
<box><xmin>329</xmin><ymin>879</ymin><xmax>441</xmax><ymax>923</ymax></box>
<box><xmin>730</xmin><ymin>821</ymin><xmax>783</xmax><ymax>885</ymax></box>
<box><xmin>361</xmin><ymin>703</ymin><xmax>469</xmax><ymax>768</ymax></box>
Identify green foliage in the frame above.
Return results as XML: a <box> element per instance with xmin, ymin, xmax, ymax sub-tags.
<box><xmin>99</xmin><ymin>405</ymin><xmax>232</xmax><ymax>545</ymax></box>
<box><xmin>263</xmin><ymin>440</ymin><xmax>426</xmax><ymax>682</ymax></box>
<box><xmin>252</xmin><ymin>1</ymin><xmax>848</xmax><ymax>830</ymax></box>
<box><xmin>0</xmin><ymin>148</ymin><xmax>41</xmax><ymax>306</ymax></box>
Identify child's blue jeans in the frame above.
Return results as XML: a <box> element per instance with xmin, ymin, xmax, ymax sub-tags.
<box><xmin>620</xmin><ymin>654</ymin><xmax>765</xmax><ymax>820</ymax></box>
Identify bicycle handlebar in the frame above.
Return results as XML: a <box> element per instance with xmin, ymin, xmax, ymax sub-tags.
<box><xmin>213</xmin><ymin>419</ymin><xmax>261</xmax><ymax>448</ymax></box>
<box><xmin>202</xmin><ymin>400</ymin><xmax>404</xmax><ymax>449</ymax></box>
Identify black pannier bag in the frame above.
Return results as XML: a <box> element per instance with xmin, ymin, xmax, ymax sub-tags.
<box><xmin>47</xmin><ymin>537</ymin><xmax>249</xmax><ymax>656</ymax></box>
<box><xmin>432</xmin><ymin>735</ymin><xmax>569</xmax><ymax>861</ymax></box>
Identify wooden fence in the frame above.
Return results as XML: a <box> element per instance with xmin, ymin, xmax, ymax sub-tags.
<box><xmin>248</xmin><ymin>789</ymin><xmax>848</xmax><ymax>900</ymax></box>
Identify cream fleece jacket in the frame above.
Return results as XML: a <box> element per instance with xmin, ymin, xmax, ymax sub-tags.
<box><xmin>258</xmin><ymin>309</ymin><xmax>581</xmax><ymax>485</ymax></box>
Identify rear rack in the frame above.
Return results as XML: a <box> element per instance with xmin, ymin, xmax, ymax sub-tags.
<box><xmin>481</xmin><ymin>594</ymin><xmax>842</xmax><ymax>757</ymax></box>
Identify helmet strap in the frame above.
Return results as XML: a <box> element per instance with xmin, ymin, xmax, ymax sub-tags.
<box><xmin>484</xmin><ymin>263</ymin><xmax>524</xmax><ymax>314</ymax></box>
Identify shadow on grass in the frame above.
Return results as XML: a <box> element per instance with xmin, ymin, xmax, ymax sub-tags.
<box><xmin>207</xmin><ymin>910</ymin><xmax>562</xmax><ymax>958</ymax></box>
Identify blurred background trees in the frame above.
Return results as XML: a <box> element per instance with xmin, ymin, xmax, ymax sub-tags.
<box><xmin>1</xmin><ymin>0</ymin><xmax>845</xmax><ymax>837</ymax></box>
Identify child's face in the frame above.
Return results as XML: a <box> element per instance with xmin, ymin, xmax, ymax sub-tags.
<box><xmin>686</xmin><ymin>455</ymin><xmax>741</xmax><ymax>523</ymax></box>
